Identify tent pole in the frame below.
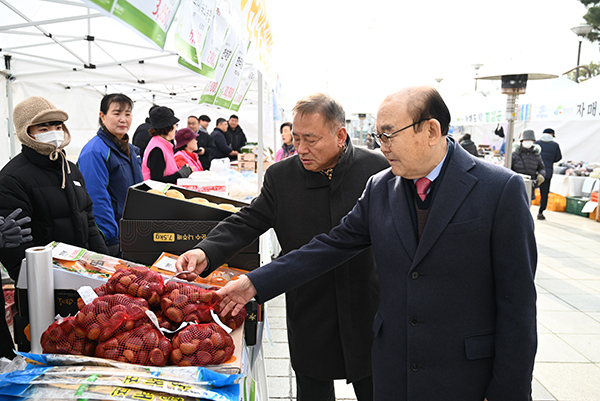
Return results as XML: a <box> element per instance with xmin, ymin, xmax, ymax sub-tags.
<box><xmin>4</xmin><ymin>55</ymin><xmax>15</xmax><ymax>159</ymax></box>
<box><xmin>257</xmin><ymin>70</ymin><xmax>264</xmax><ymax>188</ymax></box>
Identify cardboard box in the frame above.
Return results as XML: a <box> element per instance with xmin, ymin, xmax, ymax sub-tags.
<box><xmin>120</xmin><ymin>220</ymin><xmax>258</xmax><ymax>254</ymax></box>
<box><xmin>122</xmin><ymin>182</ymin><xmax>248</xmax><ymax>221</ymax></box>
<box><xmin>238</xmin><ymin>161</ymin><xmax>256</xmax><ymax>171</ymax></box>
<box><xmin>238</xmin><ymin>153</ymin><xmax>256</xmax><ymax>162</ymax></box>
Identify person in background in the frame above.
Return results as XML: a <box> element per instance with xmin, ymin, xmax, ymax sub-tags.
<box><xmin>142</xmin><ymin>107</ymin><xmax>192</xmax><ymax>183</ymax></box>
<box><xmin>215</xmin><ymin>86</ymin><xmax>537</xmax><ymax>401</ymax></box>
<box><xmin>225</xmin><ymin>114</ymin><xmax>247</xmax><ymax>160</ymax></box>
<box><xmin>174</xmin><ymin>128</ymin><xmax>203</xmax><ymax>172</ymax></box>
<box><xmin>79</xmin><ymin>93</ymin><xmax>143</xmax><ymax>256</ymax></box>
<box><xmin>177</xmin><ymin>93</ymin><xmax>389</xmax><ymax>401</ymax></box>
<box><xmin>211</xmin><ymin>118</ymin><xmax>238</xmax><ymax>160</ymax></box>
<box><xmin>511</xmin><ymin>129</ymin><xmax>546</xmax><ymax>200</ymax></box>
<box><xmin>195</xmin><ymin>115</ymin><xmax>216</xmax><ymax>170</ymax></box>
<box><xmin>0</xmin><ymin>96</ymin><xmax>109</xmax><ymax>357</ymax></box>
<box><xmin>459</xmin><ymin>133</ymin><xmax>478</xmax><ymax>156</ymax></box>
<box><xmin>535</xmin><ymin>128</ymin><xmax>562</xmax><ymax>220</ymax></box>
<box><xmin>275</xmin><ymin>122</ymin><xmax>296</xmax><ymax>162</ymax></box>
<box><xmin>132</xmin><ymin>105</ymin><xmax>159</xmax><ymax>157</ymax></box>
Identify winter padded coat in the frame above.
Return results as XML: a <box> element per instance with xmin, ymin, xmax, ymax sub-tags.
<box><xmin>511</xmin><ymin>143</ymin><xmax>546</xmax><ymax>180</ymax></box>
<box><xmin>0</xmin><ymin>145</ymin><xmax>107</xmax><ymax>280</ymax></box>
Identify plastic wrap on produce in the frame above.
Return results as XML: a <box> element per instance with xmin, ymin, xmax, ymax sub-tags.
<box><xmin>14</xmin><ymin>352</ymin><xmax>240</xmax><ymax>385</ymax></box>
<box><xmin>0</xmin><ymin>365</ymin><xmax>240</xmax><ymax>400</ymax></box>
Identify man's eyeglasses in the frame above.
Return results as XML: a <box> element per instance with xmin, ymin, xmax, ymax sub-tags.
<box><xmin>370</xmin><ymin>118</ymin><xmax>431</xmax><ymax>146</ymax></box>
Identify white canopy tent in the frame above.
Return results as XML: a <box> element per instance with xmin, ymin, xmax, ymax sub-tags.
<box><xmin>450</xmin><ymin>75</ymin><xmax>600</xmax><ymax>162</ymax></box>
<box><xmin>0</xmin><ymin>0</ymin><xmax>279</xmax><ymax>167</ymax></box>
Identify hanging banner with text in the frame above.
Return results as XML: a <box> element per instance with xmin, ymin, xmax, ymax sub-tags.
<box><xmin>200</xmin><ymin>28</ymin><xmax>241</xmax><ymax>105</ymax></box>
<box><xmin>231</xmin><ymin>68</ymin><xmax>255</xmax><ymax>112</ymax></box>
<box><xmin>214</xmin><ymin>41</ymin><xmax>250</xmax><ymax>108</ymax></box>
<box><xmin>82</xmin><ymin>0</ymin><xmax>181</xmax><ymax>49</ymax></box>
<box><xmin>174</xmin><ymin>0</ymin><xmax>217</xmax><ymax>66</ymax></box>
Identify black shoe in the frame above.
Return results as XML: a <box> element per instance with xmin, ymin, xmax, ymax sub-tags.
<box><xmin>537</xmin><ymin>213</ymin><xmax>546</xmax><ymax>220</ymax></box>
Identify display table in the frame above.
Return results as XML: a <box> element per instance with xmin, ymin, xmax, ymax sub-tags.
<box><xmin>549</xmin><ymin>175</ymin><xmax>588</xmax><ymax>197</ymax></box>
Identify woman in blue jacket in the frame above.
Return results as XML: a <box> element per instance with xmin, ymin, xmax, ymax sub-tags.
<box><xmin>78</xmin><ymin>94</ymin><xmax>143</xmax><ymax>256</ymax></box>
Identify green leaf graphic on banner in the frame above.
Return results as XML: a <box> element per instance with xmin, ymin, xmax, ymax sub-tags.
<box><xmin>178</xmin><ymin>57</ymin><xmax>215</xmax><ymax>80</ymax></box>
<box><xmin>113</xmin><ymin>0</ymin><xmax>170</xmax><ymax>48</ymax></box>
<box><xmin>175</xmin><ymin>35</ymin><xmax>199</xmax><ymax>65</ymax></box>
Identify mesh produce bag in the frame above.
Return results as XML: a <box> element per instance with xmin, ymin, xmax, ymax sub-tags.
<box><xmin>95</xmin><ymin>325</ymin><xmax>172</xmax><ymax>366</ymax></box>
<box><xmin>154</xmin><ymin>309</ymin><xmax>178</xmax><ymax>331</ymax></box>
<box><xmin>74</xmin><ymin>294</ymin><xmax>149</xmax><ymax>342</ymax></box>
<box><xmin>106</xmin><ymin>266</ymin><xmax>165</xmax><ymax>307</ymax></box>
<box><xmin>160</xmin><ymin>282</ymin><xmax>221</xmax><ymax>324</ymax></box>
<box><xmin>41</xmin><ymin>316</ymin><xmax>96</xmax><ymax>356</ymax></box>
<box><xmin>170</xmin><ymin>323</ymin><xmax>234</xmax><ymax>366</ymax></box>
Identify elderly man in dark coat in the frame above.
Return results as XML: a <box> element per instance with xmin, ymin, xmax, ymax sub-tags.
<box><xmin>177</xmin><ymin>93</ymin><xmax>389</xmax><ymax>401</ymax></box>
<box><xmin>216</xmin><ymin>86</ymin><xmax>537</xmax><ymax>401</ymax></box>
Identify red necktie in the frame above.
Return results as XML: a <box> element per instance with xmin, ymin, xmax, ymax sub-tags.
<box><xmin>416</xmin><ymin>177</ymin><xmax>431</xmax><ymax>201</ymax></box>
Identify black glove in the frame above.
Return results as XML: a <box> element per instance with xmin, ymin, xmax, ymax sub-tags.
<box><xmin>177</xmin><ymin>165</ymin><xmax>193</xmax><ymax>178</ymax></box>
<box><xmin>0</xmin><ymin>208</ymin><xmax>33</xmax><ymax>249</ymax></box>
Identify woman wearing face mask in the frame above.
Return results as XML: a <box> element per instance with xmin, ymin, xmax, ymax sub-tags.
<box><xmin>0</xmin><ymin>97</ymin><xmax>108</xmax><ymax>358</ymax></box>
<box><xmin>511</xmin><ymin>129</ymin><xmax>546</xmax><ymax>200</ymax></box>
<box><xmin>78</xmin><ymin>94</ymin><xmax>143</xmax><ymax>257</ymax></box>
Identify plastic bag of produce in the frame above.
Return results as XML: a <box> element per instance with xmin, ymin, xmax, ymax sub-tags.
<box><xmin>171</xmin><ymin>322</ymin><xmax>234</xmax><ymax>366</ymax></box>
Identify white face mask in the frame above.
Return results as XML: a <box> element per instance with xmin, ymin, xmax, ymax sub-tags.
<box><xmin>35</xmin><ymin>130</ymin><xmax>65</xmax><ymax>148</ymax></box>
<box><xmin>522</xmin><ymin>140</ymin><xmax>534</xmax><ymax>149</ymax></box>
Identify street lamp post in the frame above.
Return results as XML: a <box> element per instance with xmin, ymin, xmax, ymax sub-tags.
<box><xmin>571</xmin><ymin>24</ymin><xmax>593</xmax><ymax>83</ymax></box>
<box><xmin>477</xmin><ymin>72</ymin><xmax>557</xmax><ymax>169</ymax></box>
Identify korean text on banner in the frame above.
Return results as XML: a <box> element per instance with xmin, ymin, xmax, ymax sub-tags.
<box><xmin>200</xmin><ymin>28</ymin><xmax>241</xmax><ymax>105</ymax></box>
<box><xmin>174</xmin><ymin>0</ymin><xmax>217</xmax><ymax>66</ymax></box>
<box><xmin>198</xmin><ymin>6</ymin><xmax>230</xmax><ymax>79</ymax></box>
<box><xmin>83</xmin><ymin>0</ymin><xmax>181</xmax><ymax>49</ymax></box>
<box><xmin>231</xmin><ymin>69</ymin><xmax>255</xmax><ymax>112</ymax></box>
<box><xmin>214</xmin><ymin>41</ymin><xmax>249</xmax><ymax>108</ymax></box>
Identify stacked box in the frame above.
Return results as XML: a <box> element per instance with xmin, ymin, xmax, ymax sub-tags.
<box><xmin>120</xmin><ymin>182</ymin><xmax>259</xmax><ymax>270</ymax></box>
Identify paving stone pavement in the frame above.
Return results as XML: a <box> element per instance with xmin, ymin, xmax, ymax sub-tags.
<box><xmin>260</xmin><ymin>205</ymin><xmax>600</xmax><ymax>400</ymax></box>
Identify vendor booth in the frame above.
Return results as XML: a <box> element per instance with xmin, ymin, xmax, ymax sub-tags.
<box><xmin>0</xmin><ymin>1</ymin><xmax>280</xmax><ymax>399</ymax></box>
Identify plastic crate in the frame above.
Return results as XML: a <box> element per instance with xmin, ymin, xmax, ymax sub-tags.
<box><xmin>547</xmin><ymin>193</ymin><xmax>566</xmax><ymax>212</ymax></box>
<box><xmin>531</xmin><ymin>188</ymin><xmax>541</xmax><ymax>206</ymax></box>
<box><xmin>566</xmin><ymin>196</ymin><xmax>589</xmax><ymax>217</ymax></box>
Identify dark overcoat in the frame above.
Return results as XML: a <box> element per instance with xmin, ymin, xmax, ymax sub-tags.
<box><xmin>197</xmin><ymin>139</ymin><xmax>389</xmax><ymax>382</ymax></box>
<box><xmin>249</xmin><ymin>143</ymin><xmax>538</xmax><ymax>400</ymax></box>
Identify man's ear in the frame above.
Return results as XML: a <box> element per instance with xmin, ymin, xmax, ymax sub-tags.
<box><xmin>337</xmin><ymin>127</ymin><xmax>348</xmax><ymax>146</ymax></box>
<box><xmin>427</xmin><ymin>119</ymin><xmax>442</xmax><ymax>145</ymax></box>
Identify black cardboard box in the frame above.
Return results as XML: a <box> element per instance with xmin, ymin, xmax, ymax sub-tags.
<box><xmin>120</xmin><ymin>219</ymin><xmax>258</xmax><ymax>254</ymax></box>
<box><xmin>122</xmin><ymin>182</ymin><xmax>249</xmax><ymax>221</ymax></box>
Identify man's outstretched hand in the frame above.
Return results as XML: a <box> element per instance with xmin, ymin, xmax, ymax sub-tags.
<box><xmin>175</xmin><ymin>249</ymin><xmax>209</xmax><ymax>281</ymax></box>
<box><xmin>216</xmin><ymin>275</ymin><xmax>257</xmax><ymax>316</ymax></box>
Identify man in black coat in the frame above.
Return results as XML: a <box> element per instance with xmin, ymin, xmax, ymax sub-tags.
<box><xmin>210</xmin><ymin>118</ymin><xmax>238</xmax><ymax>160</ymax></box>
<box><xmin>177</xmin><ymin>93</ymin><xmax>389</xmax><ymax>401</ymax></box>
<box><xmin>535</xmin><ymin>128</ymin><xmax>563</xmax><ymax>220</ymax></box>
<box><xmin>216</xmin><ymin>86</ymin><xmax>537</xmax><ymax>401</ymax></box>
<box><xmin>0</xmin><ymin>96</ymin><xmax>108</xmax><ymax>358</ymax></box>
<box><xmin>225</xmin><ymin>114</ymin><xmax>247</xmax><ymax>161</ymax></box>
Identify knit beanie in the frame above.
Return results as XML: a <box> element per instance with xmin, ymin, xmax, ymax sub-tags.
<box><xmin>13</xmin><ymin>96</ymin><xmax>71</xmax><ymax>156</ymax></box>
